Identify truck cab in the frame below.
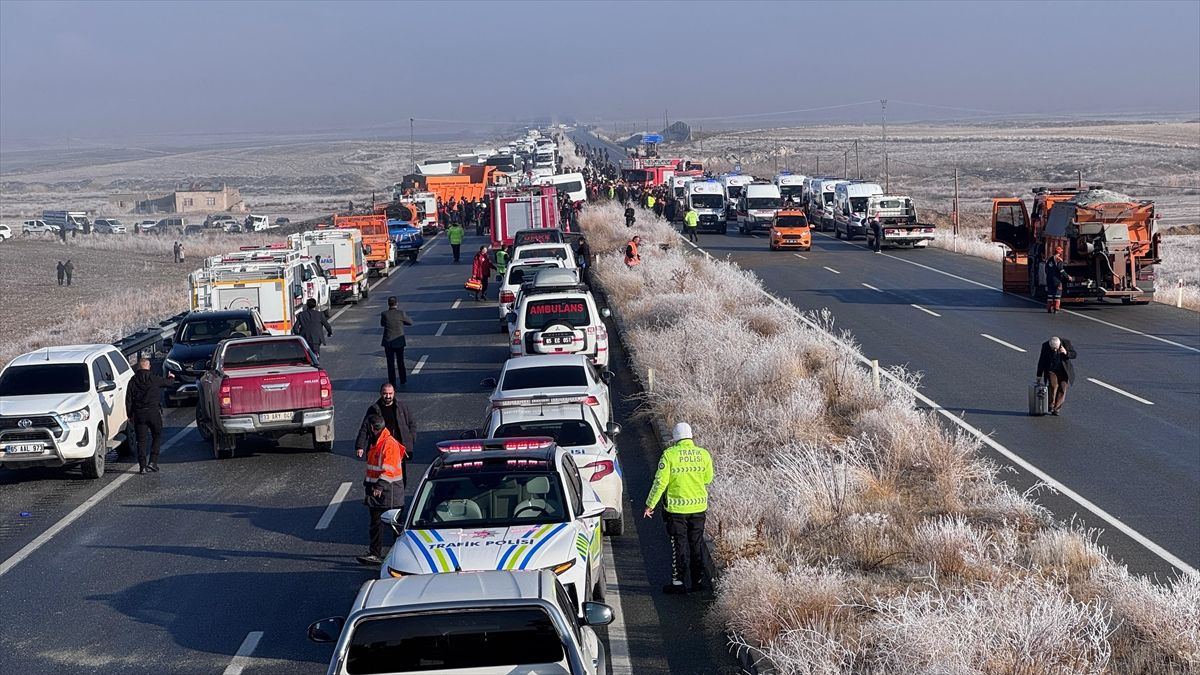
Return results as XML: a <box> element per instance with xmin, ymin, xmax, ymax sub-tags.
<box><xmin>833</xmin><ymin>182</ymin><xmax>883</xmax><ymax>240</ymax></box>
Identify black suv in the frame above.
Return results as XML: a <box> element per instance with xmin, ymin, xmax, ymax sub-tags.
<box><xmin>162</xmin><ymin>309</ymin><xmax>267</xmax><ymax>405</ymax></box>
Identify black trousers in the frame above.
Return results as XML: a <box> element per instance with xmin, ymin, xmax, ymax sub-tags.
<box><xmin>368</xmin><ymin>506</ymin><xmax>390</xmax><ymax>558</ymax></box>
<box><xmin>664</xmin><ymin>511</ymin><xmax>707</xmax><ymax>585</ymax></box>
<box><xmin>451</xmin><ymin>243</ymin><xmax>461</xmax><ymax>262</ymax></box>
<box><xmin>385</xmin><ymin>344</ymin><xmax>407</xmax><ymax>384</ymax></box>
<box><xmin>134</xmin><ymin>413</ymin><xmax>163</xmax><ymax>468</ymax></box>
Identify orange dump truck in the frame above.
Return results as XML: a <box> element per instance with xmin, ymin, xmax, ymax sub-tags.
<box><xmin>409</xmin><ymin>165</ymin><xmax>506</xmax><ymax>203</ymax></box>
<box><xmin>334</xmin><ymin>214</ymin><xmax>394</xmax><ymax>277</ymax></box>
<box><xmin>991</xmin><ymin>187</ymin><xmax>1161</xmax><ymax>304</ymax></box>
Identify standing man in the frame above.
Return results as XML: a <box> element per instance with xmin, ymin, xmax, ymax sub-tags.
<box><xmin>624</xmin><ymin>205</ymin><xmax>636</xmax><ymax>228</ymax></box>
<box><xmin>446</xmin><ymin>221</ymin><xmax>465</xmax><ymax>263</ymax></box>
<box><xmin>173</xmin><ymin>241</ymin><xmax>182</xmax><ymax>263</ymax></box>
<box><xmin>355</xmin><ymin>414</ymin><xmax>407</xmax><ymax>566</ymax></box>
<box><xmin>871</xmin><ymin>215</ymin><xmax>884</xmax><ymax>253</ymax></box>
<box><xmin>624</xmin><ymin>235</ymin><xmax>642</xmax><ymax>268</ymax></box>
<box><xmin>125</xmin><ymin>358</ymin><xmax>174</xmax><ymax>474</ymax></box>
<box><xmin>356</xmin><ymin>382</ymin><xmax>417</xmax><ymax>487</ymax></box>
<box><xmin>56</xmin><ymin>261</ymin><xmax>65</xmax><ymax>286</ymax></box>
<box><xmin>1045</xmin><ymin>246</ymin><xmax>1070</xmax><ymax>313</ymax></box>
<box><xmin>643</xmin><ymin>423</ymin><xmax>714</xmax><ymax>594</ymax></box>
<box><xmin>380</xmin><ymin>296</ymin><xmax>414</xmax><ymax>386</ymax></box>
<box><xmin>64</xmin><ymin>259</ymin><xmax>74</xmax><ymax>286</ymax></box>
<box><xmin>1036</xmin><ymin>336</ymin><xmax>1077</xmax><ymax>416</ymax></box>
<box><xmin>292</xmin><ymin>298</ymin><xmax>333</xmax><ymax>356</ymax></box>
<box><xmin>683</xmin><ymin>205</ymin><xmax>700</xmax><ymax>243</ymax></box>
<box><xmin>471</xmin><ymin>245</ymin><xmax>495</xmax><ymax>301</ymax></box>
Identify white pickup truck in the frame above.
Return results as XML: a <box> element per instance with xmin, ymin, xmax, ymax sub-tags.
<box><xmin>0</xmin><ymin>344</ymin><xmax>135</xmax><ymax>479</ymax></box>
<box><xmin>863</xmin><ymin>194</ymin><xmax>936</xmax><ymax>249</ymax></box>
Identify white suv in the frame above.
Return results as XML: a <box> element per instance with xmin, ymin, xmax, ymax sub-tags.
<box><xmin>0</xmin><ymin>344</ymin><xmax>135</xmax><ymax>479</ymax></box>
<box><xmin>93</xmin><ymin>218</ymin><xmax>127</xmax><ymax>234</ymax></box>
<box><xmin>22</xmin><ymin>220</ymin><xmax>56</xmax><ymax>235</ymax></box>
<box><xmin>0</xmin><ymin>224</ymin><xmax>11</xmax><ymax>241</ymax></box>
<box><xmin>506</xmin><ymin>269</ymin><xmax>610</xmax><ymax>368</ymax></box>
<box><xmin>497</xmin><ymin>258</ymin><xmax>568</xmax><ymax>332</ymax></box>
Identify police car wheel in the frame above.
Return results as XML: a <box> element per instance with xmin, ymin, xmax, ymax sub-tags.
<box><xmin>603</xmin><ymin>513</ymin><xmax>624</xmax><ymax>537</ymax></box>
<box><xmin>592</xmin><ymin>564</ymin><xmax>607</xmax><ymax>602</ymax></box>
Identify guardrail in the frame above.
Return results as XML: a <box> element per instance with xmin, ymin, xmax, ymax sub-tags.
<box><xmin>112</xmin><ymin>310</ymin><xmax>188</xmax><ymax>359</ymax></box>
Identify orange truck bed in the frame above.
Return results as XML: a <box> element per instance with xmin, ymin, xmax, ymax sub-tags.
<box><xmin>418</xmin><ymin>165</ymin><xmax>503</xmax><ymax>203</ymax></box>
<box><xmin>334</xmin><ymin>214</ymin><xmax>392</xmax><ymax>276</ymax></box>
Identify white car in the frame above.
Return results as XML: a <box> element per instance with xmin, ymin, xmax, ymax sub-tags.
<box><xmin>308</xmin><ymin>570</ymin><xmax>614</xmax><ymax>675</ymax></box>
<box><xmin>498</xmin><ymin>258</ymin><xmax>569</xmax><ymax>332</ymax></box>
<box><xmin>483</xmin><ymin>354</ymin><xmax>614</xmax><ymax>425</ymax></box>
<box><xmin>512</xmin><ymin>242</ymin><xmax>578</xmax><ymax>267</ymax></box>
<box><xmin>379</xmin><ymin>438</ymin><xmax>607</xmax><ymax>617</ymax></box>
<box><xmin>93</xmin><ymin>218</ymin><xmax>127</xmax><ymax>234</ymax></box>
<box><xmin>0</xmin><ymin>344</ymin><xmax>135</xmax><ymax>479</ymax></box>
<box><xmin>134</xmin><ymin>219</ymin><xmax>159</xmax><ymax>233</ymax></box>
<box><xmin>507</xmin><ymin>269</ymin><xmax>611</xmax><ymax>368</ymax></box>
<box><xmin>22</xmin><ymin>219</ymin><xmax>57</xmax><ymax>235</ymax></box>
<box><xmin>484</xmin><ymin>403</ymin><xmax>625</xmax><ymax>536</ymax></box>
<box><xmin>0</xmin><ymin>224</ymin><xmax>11</xmax><ymax>241</ymax></box>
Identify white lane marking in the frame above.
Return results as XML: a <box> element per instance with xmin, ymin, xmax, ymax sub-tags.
<box><xmin>0</xmin><ymin>422</ymin><xmax>196</xmax><ymax>577</ymax></box>
<box><xmin>1088</xmin><ymin>378</ymin><xmax>1155</xmax><ymax>405</ymax></box>
<box><xmin>910</xmin><ymin>303</ymin><xmax>941</xmax><ymax>317</ymax></box>
<box><xmin>793</xmin><ymin>253</ymin><xmax>807</xmax><ymax>260</ymax></box>
<box><xmin>861</xmin><ymin>282</ymin><xmax>882</xmax><ymax>292</ymax></box>
<box><xmin>688</xmin><ymin>231</ymin><xmax>1197</xmax><ymax>575</ymax></box>
<box><xmin>314</xmin><ymin>482</ymin><xmax>353</xmax><ymax>530</ymax></box>
<box><xmin>223</xmin><ymin>630</ymin><xmax>264</xmax><ymax>675</ymax></box>
<box><xmin>682</xmin><ymin>238</ymin><xmax>713</xmax><ymax>259</ymax></box>
<box><xmin>435</xmin><ymin>321</ymin><xmax>448</xmax><ymax>337</ymax></box>
<box><xmin>411</xmin><ymin>354</ymin><xmax>429</xmax><ymax>374</ymax></box>
<box><xmin>823</xmin><ymin>266</ymin><xmax>841</xmax><ymax>275</ymax></box>
<box><xmin>602</xmin><ymin>544</ymin><xmax>632</xmax><ymax>674</ymax></box>
<box><xmin>452</xmin><ymin>299</ymin><xmax>462</xmax><ymax>310</ymax></box>
<box><xmin>814</xmin><ymin>231</ymin><xmax>1200</xmax><ymax>355</ymax></box>
<box><xmin>980</xmin><ymin>333</ymin><xmax>1027</xmax><ymax>353</ymax></box>
<box><xmin>752</xmin><ymin>234</ymin><xmax>763</xmax><ymax>239</ymax></box>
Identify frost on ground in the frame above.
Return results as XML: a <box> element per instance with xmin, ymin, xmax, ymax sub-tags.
<box><xmin>581</xmin><ymin>201</ymin><xmax>1200</xmax><ymax>673</ymax></box>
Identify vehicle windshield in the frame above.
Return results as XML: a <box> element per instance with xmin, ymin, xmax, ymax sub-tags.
<box><xmin>0</xmin><ymin>364</ymin><xmax>90</xmax><ymax>396</ymax></box>
<box><xmin>502</xmin><ymin>365</ymin><xmax>588</xmax><ymax>390</ymax></box>
<box><xmin>222</xmin><ymin>340</ymin><xmax>310</xmax><ymax>367</ymax></box>
<box><xmin>180</xmin><ymin>318</ymin><xmax>254</xmax><ymax>343</ymax></box>
<box><xmin>780</xmin><ymin>186</ymin><xmax>803</xmax><ymax>198</ymax></box>
<box><xmin>876</xmin><ymin>199</ymin><xmax>908</xmax><ymax>210</ymax></box>
<box><xmin>725</xmin><ymin>186</ymin><xmax>744</xmax><ymax>199</ymax></box>
<box><xmin>346</xmin><ymin>608</ymin><xmax>565</xmax><ymax>673</ymax></box>
<box><xmin>748</xmin><ymin>197</ymin><xmax>781</xmax><ymax>209</ymax></box>
<box><xmin>411</xmin><ymin>471</ymin><xmax>567</xmax><ymax>528</ymax></box>
<box><xmin>691</xmin><ymin>194</ymin><xmax>724</xmax><ymax>209</ymax></box>
<box><xmin>822</xmin><ymin>192</ymin><xmax>835</xmax><ymax>205</ymax></box>
<box><xmin>775</xmin><ymin>216</ymin><xmax>809</xmax><ymax>229</ymax></box>
<box><xmin>850</xmin><ymin>197</ymin><xmax>871</xmax><ymax>213</ymax></box>
<box><xmin>524</xmin><ymin>298</ymin><xmax>590</xmax><ymax>330</ymax></box>
<box><xmin>517</xmin><ymin>247</ymin><xmax>568</xmax><ymax>261</ymax></box>
<box><xmin>495</xmin><ymin>419</ymin><xmax>597</xmax><ymax>447</ymax></box>
<box><xmin>622</xmin><ymin>169</ymin><xmax>650</xmax><ymax>183</ymax></box>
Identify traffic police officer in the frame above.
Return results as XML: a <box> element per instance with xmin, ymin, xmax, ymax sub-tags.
<box><xmin>644</xmin><ymin>422</ymin><xmax>714</xmax><ymax>594</ymax></box>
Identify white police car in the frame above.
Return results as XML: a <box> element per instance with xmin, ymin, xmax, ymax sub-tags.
<box><xmin>380</xmin><ymin>437</ymin><xmax>608</xmax><ymax>616</ymax></box>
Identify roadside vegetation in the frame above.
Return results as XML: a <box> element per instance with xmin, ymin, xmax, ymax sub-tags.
<box><xmin>581</xmin><ymin>201</ymin><xmax>1199</xmax><ymax>673</ymax></box>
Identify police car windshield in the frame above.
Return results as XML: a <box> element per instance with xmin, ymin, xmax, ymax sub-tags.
<box><xmin>0</xmin><ymin>364</ymin><xmax>89</xmax><ymax>396</ymax></box>
<box><xmin>411</xmin><ymin>472</ymin><xmax>567</xmax><ymax>529</ymax></box>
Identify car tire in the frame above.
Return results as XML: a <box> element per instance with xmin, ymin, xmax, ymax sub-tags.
<box><xmin>603</xmin><ymin>513</ymin><xmax>624</xmax><ymax>537</ymax></box>
<box><xmin>362</xmin><ymin>284</ymin><xmax>369</xmax><ymax>301</ymax></box>
<box><xmin>314</xmin><ymin>438</ymin><xmax>334</xmax><ymax>453</ymax></box>
<box><xmin>592</xmin><ymin>564</ymin><xmax>607</xmax><ymax>602</ymax></box>
<box><xmin>80</xmin><ymin>428</ymin><xmax>105</xmax><ymax>479</ymax></box>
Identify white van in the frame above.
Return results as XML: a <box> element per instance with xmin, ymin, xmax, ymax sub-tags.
<box><xmin>540</xmin><ymin>172</ymin><xmax>587</xmax><ymax>203</ymax></box>
<box><xmin>667</xmin><ymin>174</ymin><xmax>695</xmax><ymax>202</ymax></box>
<box><xmin>833</xmin><ymin>182</ymin><xmax>884</xmax><ymax>240</ymax></box>
<box><xmin>685</xmin><ymin>179</ymin><xmax>727</xmax><ymax>233</ymax></box>
<box><xmin>773</xmin><ymin>173</ymin><xmax>808</xmax><ymax>207</ymax></box>
<box><xmin>719</xmin><ymin>174</ymin><xmax>753</xmax><ymax>221</ymax></box>
<box><xmin>737</xmin><ymin>183</ymin><xmax>783</xmax><ymax>234</ymax></box>
<box><xmin>810</xmin><ymin>178</ymin><xmax>844</xmax><ymax>231</ymax></box>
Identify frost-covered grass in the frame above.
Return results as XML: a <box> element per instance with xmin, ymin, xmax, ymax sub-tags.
<box><xmin>580</xmin><ymin>200</ymin><xmax>1200</xmax><ymax>673</ymax></box>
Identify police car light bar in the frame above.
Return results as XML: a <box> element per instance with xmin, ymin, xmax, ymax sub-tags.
<box><xmin>491</xmin><ymin>395</ymin><xmax>597</xmax><ymax>408</ymax></box>
<box><xmin>436</xmin><ymin>437</ymin><xmax>555</xmax><ymax>453</ymax></box>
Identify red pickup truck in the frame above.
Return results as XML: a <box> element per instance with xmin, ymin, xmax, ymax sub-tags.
<box><xmin>195</xmin><ymin>335</ymin><xmax>335</xmax><ymax>458</ymax></box>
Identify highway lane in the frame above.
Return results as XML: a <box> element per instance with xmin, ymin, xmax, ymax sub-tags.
<box><xmin>689</xmin><ymin>227</ymin><xmax>1199</xmax><ymax>576</ymax></box>
<box><xmin>0</xmin><ymin>231</ymin><xmax>737</xmax><ymax>674</ymax></box>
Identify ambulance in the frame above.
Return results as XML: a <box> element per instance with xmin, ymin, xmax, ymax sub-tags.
<box><xmin>223</xmin><ymin>245</ymin><xmax>332</xmax><ymax>313</ymax></box>
<box><xmin>289</xmin><ymin>229</ymin><xmax>370</xmax><ymax>304</ymax></box>
<box><xmin>684</xmin><ymin>179</ymin><xmax>727</xmax><ymax>233</ymax></box>
<box><xmin>188</xmin><ymin>248</ymin><xmax>320</xmax><ymax>335</ymax></box>
<box><xmin>400</xmin><ymin>192</ymin><xmax>440</xmax><ymax>235</ymax></box>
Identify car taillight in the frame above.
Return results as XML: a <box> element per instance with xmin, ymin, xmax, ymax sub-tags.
<box><xmin>219</xmin><ymin>379</ymin><xmax>231</xmax><ymax>410</ymax></box>
<box><xmin>319</xmin><ymin>373</ymin><xmax>331</xmax><ymax>405</ymax></box>
<box><xmin>500</xmin><ymin>291</ymin><xmax>515</xmax><ymax>303</ymax></box>
<box><xmin>511</xmin><ymin>331</ymin><xmax>521</xmax><ymax>345</ymax></box>
<box><xmin>581</xmin><ymin>396</ymin><xmax>600</xmax><ymax>407</ymax></box>
<box><xmin>584</xmin><ymin>460</ymin><xmax>614</xmax><ymax>481</ymax></box>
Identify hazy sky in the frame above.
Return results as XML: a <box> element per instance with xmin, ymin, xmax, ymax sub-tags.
<box><xmin>2</xmin><ymin>0</ymin><xmax>1198</xmax><ymax>145</ymax></box>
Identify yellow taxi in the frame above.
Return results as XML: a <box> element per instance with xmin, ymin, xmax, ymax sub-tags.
<box><xmin>768</xmin><ymin>209</ymin><xmax>811</xmax><ymax>251</ymax></box>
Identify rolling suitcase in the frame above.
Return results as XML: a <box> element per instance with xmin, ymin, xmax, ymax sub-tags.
<box><xmin>1028</xmin><ymin>381</ymin><xmax>1049</xmax><ymax>416</ymax></box>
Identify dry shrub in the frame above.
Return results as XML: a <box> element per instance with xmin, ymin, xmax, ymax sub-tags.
<box><xmin>907</xmin><ymin>515</ymin><xmax>1004</xmax><ymax>582</ymax></box>
<box><xmin>1028</xmin><ymin>527</ymin><xmax>1109</xmax><ymax>583</ymax></box>
<box><xmin>1086</xmin><ymin>568</ymin><xmax>1200</xmax><ymax>672</ymax></box>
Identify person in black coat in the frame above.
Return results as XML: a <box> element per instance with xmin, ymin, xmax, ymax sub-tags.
<box><xmin>355</xmin><ymin>383</ymin><xmax>417</xmax><ymax>486</ymax></box>
<box><xmin>125</xmin><ymin>358</ymin><xmax>174</xmax><ymax>473</ymax></box>
<box><xmin>380</xmin><ymin>296</ymin><xmax>414</xmax><ymax>385</ymax></box>
<box><xmin>1036</xmin><ymin>336</ymin><xmax>1077</xmax><ymax>415</ymax></box>
<box><xmin>292</xmin><ymin>299</ymin><xmax>332</xmax><ymax>355</ymax></box>
<box><xmin>1044</xmin><ymin>246</ymin><xmax>1071</xmax><ymax>313</ymax></box>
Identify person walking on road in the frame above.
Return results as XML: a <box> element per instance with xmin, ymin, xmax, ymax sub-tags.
<box><xmin>471</xmin><ymin>246</ymin><xmax>495</xmax><ymax>301</ymax></box>
<box><xmin>355</xmin><ymin>414</ymin><xmax>407</xmax><ymax>567</ymax></box>
<box><xmin>683</xmin><ymin>206</ymin><xmax>700</xmax><ymax>243</ymax></box>
<box><xmin>56</xmin><ymin>261</ymin><xmax>65</xmax><ymax>286</ymax></box>
<box><xmin>125</xmin><ymin>358</ymin><xmax>174</xmax><ymax>474</ymax></box>
<box><xmin>380</xmin><ymin>296</ymin><xmax>414</xmax><ymax>386</ymax></box>
<box><xmin>64</xmin><ymin>260</ymin><xmax>74</xmax><ymax>286</ymax></box>
<box><xmin>624</xmin><ymin>235</ymin><xmax>642</xmax><ymax>268</ymax></box>
<box><xmin>446</xmin><ymin>222</ymin><xmax>465</xmax><ymax>262</ymax></box>
<box><xmin>356</xmin><ymin>382</ymin><xmax>416</xmax><ymax>486</ymax></box>
<box><xmin>292</xmin><ymin>298</ymin><xmax>333</xmax><ymax>356</ymax></box>
<box><xmin>871</xmin><ymin>215</ymin><xmax>884</xmax><ymax>253</ymax></box>
<box><xmin>1036</xmin><ymin>336</ymin><xmax>1076</xmax><ymax>416</ymax></box>
<box><xmin>1045</xmin><ymin>246</ymin><xmax>1071</xmax><ymax>313</ymax></box>
<box><xmin>644</xmin><ymin>422</ymin><xmax>714</xmax><ymax>594</ymax></box>
<box><xmin>624</xmin><ymin>205</ymin><xmax>636</xmax><ymax>228</ymax></box>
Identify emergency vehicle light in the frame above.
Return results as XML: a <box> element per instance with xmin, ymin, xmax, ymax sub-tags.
<box><xmin>438</xmin><ymin>441</ymin><xmax>484</xmax><ymax>452</ymax></box>
<box><xmin>502</xmin><ymin>438</ymin><xmax>554</xmax><ymax>451</ymax></box>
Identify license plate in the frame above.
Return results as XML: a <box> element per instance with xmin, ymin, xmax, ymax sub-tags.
<box><xmin>543</xmin><ymin>334</ymin><xmax>573</xmax><ymax>346</ymax></box>
<box><xmin>260</xmin><ymin>412</ymin><xmax>292</xmax><ymax>423</ymax></box>
<box><xmin>4</xmin><ymin>442</ymin><xmax>45</xmax><ymax>454</ymax></box>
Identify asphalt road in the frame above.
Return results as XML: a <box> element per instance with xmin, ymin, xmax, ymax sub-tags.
<box><xmin>0</xmin><ymin>231</ymin><xmax>737</xmax><ymax>674</ymax></box>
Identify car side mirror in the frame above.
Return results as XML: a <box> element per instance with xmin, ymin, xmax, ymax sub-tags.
<box><xmin>459</xmin><ymin>429</ymin><xmax>479</xmax><ymax>439</ymax></box>
<box><xmin>307</xmin><ymin>617</ymin><xmax>345</xmax><ymax>644</ymax></box>
<box><xmin>97</xmin><ymin>380</ymin><xmax>117</xmax><ymax>393</ymax></box>
<box><xmin>302</xmin><ymin>270</ymin><xmax>313</xmax><ymax>281</ymax></box>
<box><xmin>480</xmin><ymin>377</ymin><xmax>497</xmax><ymax>389</ymax></box>
<box><xmin>381</xmin><ymin>508</ymin><xmax>403</xmax><ymax>535</ymax></box>
<box><xmin>600</xmin><ymin>308</ymin><xmax>611</xmax><ymax>319</ymax></box>
<box><xmin>606</xmin><ymin>422</ymin><xmax>622</xmax><ymax>438</ymax></box>
<box><xmin>600</xmin><ymin>370</ymin><xmax>614</xmax><ymax>384</ymax></box>
<box><xmin>582</xmin><ymin>502</ymin><xmax>606</xmax><ymax>519</ymax></box>
<box><xmin>582</xmin><ymin>602</ymin><xmax>614</xmax><ymax>627</ymax></box>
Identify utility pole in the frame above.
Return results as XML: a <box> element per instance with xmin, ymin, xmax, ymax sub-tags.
<box><xmin>1077</xmin><ymin>170</ymin><xmax>1083</xmax><ymax>190</ymax></box>
<box><xmin>843</xmin><ymin>150</ymin><xmax>849</xmax><ymax>178</ymax></box>
<box><xmin>698</xmin><ymin>124</ymin><xmax>703</xmax><ymax>152</ymax></box>
<box><xmin>953</xmin><ymin>167</ymin><xmax>960</xmax><ymax>253</ymax></box>
<box><xmin>774</xmin><ymin>141</ymin><xmax>779</xmax><ymax>173</ymax></box>
<box><xmin>816</xmin><ymin>155</ymin><xmax>820</xmax><ymax>173</ymax></box>
<box><xmin>854</xmin><ymin>140</ymin><xmax>861</xmax><ymax>178</ymax></box>
<box><xmin>881</xmin><ymin>99</ymin><xmax>889</xmax><ymax>192</ymax></box>
<box><xmin>409</xmin><ymin>118</ymin><xmax>415</xmax><ymax>173</ymax></box>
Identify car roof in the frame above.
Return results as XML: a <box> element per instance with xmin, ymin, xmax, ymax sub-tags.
<box><xmin>357</xmin><ymin>570</ymin><xmax>554</xmax><ymax>610</ymax></box>
<box><xmin>8</xmin><ymin>344</ymin><xmax>115</xmax><ymax>367</ymax></box>
<box><xmin>183</xmin><ymin>309</ymin><xmax>259</xmax><ymax>321</ymax></box>
<box><xmin>502</xmin><ymin>354</ymin><xmax>590</xmax><ymax>371</ymax></box>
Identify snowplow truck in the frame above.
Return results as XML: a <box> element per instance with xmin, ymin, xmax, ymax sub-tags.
<box><xmin>991</xmin><ymin>188</ymin><xmax>1160</xmax><ymax>304</ymax></box>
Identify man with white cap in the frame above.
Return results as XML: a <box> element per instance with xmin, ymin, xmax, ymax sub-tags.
<box><xmin>644</xmin><ymin>422</ymin><xmax>714</xmax><ymax>594</ymax></box>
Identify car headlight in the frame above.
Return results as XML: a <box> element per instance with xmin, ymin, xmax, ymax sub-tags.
<box><xmin>164</xmin><ymin>358</ymin><xmax>183</xmax><ymax>371</ymax></box>
<box><xmin>546</xmin><ymin>559</ymin><xmax>576</xmax><ymax>576</ymax></box>
<box><xmin>61</xmin><ymin>407</ymin><xmax>91</xmax><ymax>423</ymax></box>
<box><xmin>387</xmin><ymin>566</ymin><xmax>407</xmax><ymax>578</ymax></box>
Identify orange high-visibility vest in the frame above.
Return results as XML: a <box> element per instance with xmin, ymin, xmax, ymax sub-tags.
<box><xmin>365</xmin><ymin>428</ymin><xmax>406</xmax><ymax>484</ymax></box>
<box><xmin>625</xmin><ymin>240</ymin><xmax>640</xmax><ymax>267</ymax></box>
